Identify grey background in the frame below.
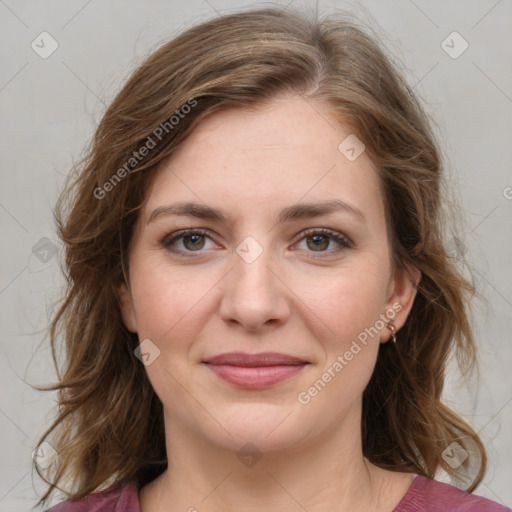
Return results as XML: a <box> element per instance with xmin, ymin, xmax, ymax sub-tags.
<box><xmin>0</xmin><ymin>0</ymin><xmax>511</xmax><ymax>510</ymax></box>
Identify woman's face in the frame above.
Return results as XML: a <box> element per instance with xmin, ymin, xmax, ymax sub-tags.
<box><xmin>118</xmin><ymin>94</ymin><xmax>418</xmax><ymax>454</ymax></box>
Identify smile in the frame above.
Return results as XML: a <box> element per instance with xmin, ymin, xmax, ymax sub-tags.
<box><xmin>202</xmin><ymin>352</ymin><xmax>309</xmax><ymax>389</ymax></box>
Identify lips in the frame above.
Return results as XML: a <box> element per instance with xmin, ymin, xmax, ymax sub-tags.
<box><xmin>203</xmin><ymin>352</ymin><xmax>307</xmax><ymax>366</ymax></box>
<box><xmin>203</xmin><ymin>352</ymin><xmax>308</xmax><ymax>389</ymax></box>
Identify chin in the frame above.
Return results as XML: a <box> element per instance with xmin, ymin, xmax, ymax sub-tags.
<box><xmin>205</xmin><ymin>401</ymin><xmax>309</xmax><ymax>452</ymax></box>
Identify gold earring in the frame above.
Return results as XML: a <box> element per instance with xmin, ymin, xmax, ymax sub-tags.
<box><xmin>388</xmin><ymin>322</ymin><xmax>397</xmax><ymax>343</ymax></box>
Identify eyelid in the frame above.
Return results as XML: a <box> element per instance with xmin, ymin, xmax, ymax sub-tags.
<box><xmin>292</xmin><ymin>227</ymin><xmax>353</xmax><ymax>247</ymax></box>
<box><xmin>161</xmin><ymin>228</ymin><xmax>217</xmax><ymax>252</ymax></box>
<box><xmin>161</xmin><ymin>227</ymin><xmax>352</xmax><ymax>257</ymax></box>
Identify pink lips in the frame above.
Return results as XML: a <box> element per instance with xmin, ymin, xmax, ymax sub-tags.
<box><xmin>203</xmin><ymin>352</ymin><xmax>308</xmax><ymax>389</ymax></box>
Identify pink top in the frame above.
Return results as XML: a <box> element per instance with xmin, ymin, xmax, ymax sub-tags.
<box><xmin>45</xmin><ymin>475</ymin><xmax>511</xmax><ymax>511</ymax></box>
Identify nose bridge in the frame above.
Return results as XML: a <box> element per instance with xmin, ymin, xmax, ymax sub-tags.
<box><xmin>233</xmin><ymin>234</ymin><xmax>278</xmax><ymax>299</ymax></box>
<box><xmin>219</xmin><ymin>234</ymin><xmax>289</xmax><ymax>329</ymax></box>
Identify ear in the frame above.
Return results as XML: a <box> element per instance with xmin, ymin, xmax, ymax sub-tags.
<box><xmin>380</xmin><ymin>263</ymin><xmax>421</xmax><ymax>343</ymax></box>
<box><xmin>116</xmin><ymin>282</ymin><xmax>138</xmax><ymax>333</ymax></box>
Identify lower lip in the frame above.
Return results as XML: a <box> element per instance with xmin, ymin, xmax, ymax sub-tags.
<box><xmin>205</xmin><ymin>363</ymin><xmax>307</xmax><ymax>389</ymax></box>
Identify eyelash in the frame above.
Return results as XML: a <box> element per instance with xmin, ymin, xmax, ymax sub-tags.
<box><xmin>161</xmin><ymin>228</ymin><xmax>352</xmax><ymax>259</ymax></box>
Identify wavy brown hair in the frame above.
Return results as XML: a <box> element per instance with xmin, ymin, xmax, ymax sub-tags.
<box><xmin>33</xmin><ymin>6</ymin><xmax>486</xmax><ymax>508</ymax></box>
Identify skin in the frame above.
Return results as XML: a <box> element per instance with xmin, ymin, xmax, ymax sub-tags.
<box><xmin>118</xmin><ymin>94</ymin><xmax>421</xmax><ymax>512</ymax></box>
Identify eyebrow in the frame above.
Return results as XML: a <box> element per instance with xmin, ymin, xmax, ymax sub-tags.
<box><xmin>147</xmin><ymin>199</ymin><xmax>366</xmax><ymax>225</ymax></box>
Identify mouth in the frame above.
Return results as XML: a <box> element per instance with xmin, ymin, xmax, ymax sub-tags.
<box><xmin>202</xmin><ymin>352</ymin><xmax>309</xmax><ymax>389</ymax></box>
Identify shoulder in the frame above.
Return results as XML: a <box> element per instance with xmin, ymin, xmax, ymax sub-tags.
<box><xmin>44</xmin><ymin>481</ymin><xmax>140</xmax><ymax>512</ymax></box>
<box><xmin>395</xmin><ymin>475</ymin><xmax>511</xmax><ymax>512</ymax></box>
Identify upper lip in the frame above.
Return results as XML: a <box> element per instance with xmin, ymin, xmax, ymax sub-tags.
<box><xmin>203</xmin><ymin>352</ymin><xmax>307</xmax><ymax>367</ymax></box>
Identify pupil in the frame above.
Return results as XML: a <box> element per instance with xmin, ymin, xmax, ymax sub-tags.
<box><xmin>308</xmin><ymin>235</ymin><xmax>328</xmax><ymax>251</ymax></box>
<box><xmin>185</xmin><ymin>234</ymin><xmax>204</xmax><ymax>250</ymax></box>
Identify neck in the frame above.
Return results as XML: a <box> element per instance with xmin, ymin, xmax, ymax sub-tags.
<box><xmin>141</xmin><ymin>405</ymin><xmax>392</xmax><ymax>512</ymax></box>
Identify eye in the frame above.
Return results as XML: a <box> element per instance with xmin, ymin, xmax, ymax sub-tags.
<box><xmin>293</xmin><ymin>228</ymin><xmax>352</xmax><ymax>257</ymax></box>
<box><xmin>162</xmin><ymin>229</ymin><xmax>218</xmax><ymax>256</ymax></box>
<box><xmin>161</xmin><ymin>227</ymin><xmax>352</xmax><ymax>258</ymax></box>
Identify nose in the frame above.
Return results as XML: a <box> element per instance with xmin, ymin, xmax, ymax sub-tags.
<box><xmin>218</xmin><ymin>242</ymin><xmax>291</xmax><ymax>332</ymax></box>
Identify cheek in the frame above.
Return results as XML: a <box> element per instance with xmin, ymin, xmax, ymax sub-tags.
<box><xmin>129</xmin><ymin>259</ymin><xmax>216</xmax><ymax>411</ymax></box>
<box><xmin>296</xmin><ymin>269</ymin><xmax>387</xmax><ymax>410</ymax></box>
<box><xmin>290</xmin><ymin>261</ymin><xmax>390</xmax><ymax>345</ymax></box>
<box><xmin>130</xmin><ymin>255</ymin><xmax>217</xmax><ymax>342</ymax></box>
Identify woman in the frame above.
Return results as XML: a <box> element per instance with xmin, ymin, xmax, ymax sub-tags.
<box><xmin>34</xmin><ymin>6</ymin><xmax>510</xmax><ymax>512</ymax></box>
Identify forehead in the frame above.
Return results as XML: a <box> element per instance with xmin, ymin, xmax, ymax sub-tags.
<box><xmin>143</xmin><ymin>95</ymin><xmax>384</xmax><ymax>225</ymax></box>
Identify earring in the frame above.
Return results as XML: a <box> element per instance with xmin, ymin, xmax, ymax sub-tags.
<box><xmin>387</xmin><ymin>322</ymin><xmax>397</xmax><ymax>343</ymax></box>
